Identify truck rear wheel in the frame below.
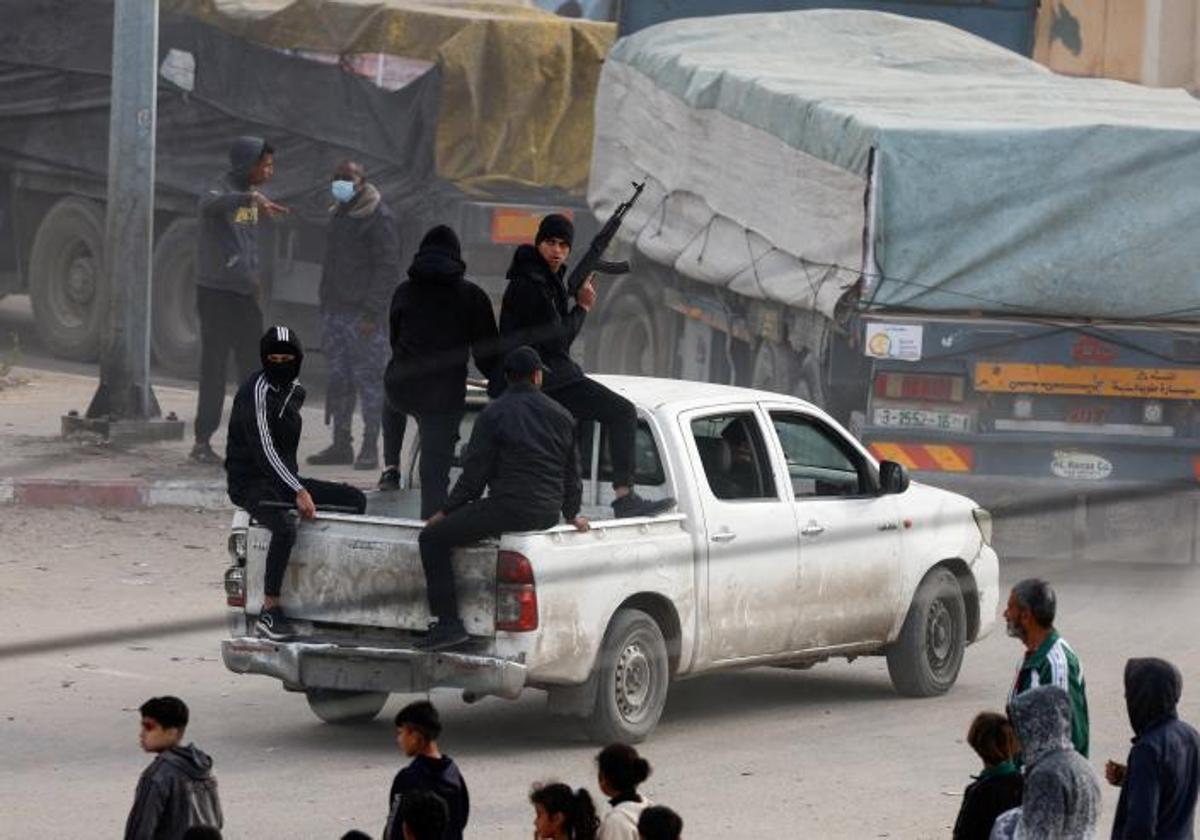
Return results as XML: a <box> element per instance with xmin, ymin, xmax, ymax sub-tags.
<box><xmin>588</xmin><ymin>285</ymin><xmax>662</xmax><ymax>377</ymax></box>
<box><xmin>304</xmin><ymin>688</ymin><xmax>388</xmax><ymax>724</ymax></box>
<box><xmin>29</xmin><ymin>197</ymin><xmax>108</xmax><ymax>361</ymax></box>
<box><xmin>585</xmin><ymin>608</ymin><xmax>670</xmax><ymax>744</ymax></box>
<box><xmin>886</xmin><ymin>567</ymin><xmax>966</xmax><ymax>697</ymax></box>
<box><xmin>151</xmin><ymin>218</ymin><xmax>200</xmax><ymax>378</ymax></box>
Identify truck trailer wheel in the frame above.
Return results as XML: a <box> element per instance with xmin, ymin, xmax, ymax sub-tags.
<box><xmin>588</xmin><ymin>285</ymin><xmax>662</xmax><ymax>377</ymax></box>
<box><xmin>151</xmin><ymin>218</ymin><xmax>200</xmax><ymax>378</ymax></box>
<box><xmin>29</xmin><ymin>197</ymin><xmax>108</xmax><ymax>361</ymax></box>
<box><xmin>304</xmin><ymin>688</ymin><xmax>389</xmax><ymax>724</ymax></box>
<box><xmin>886</xmin><ymin>567</ymin><xmax>966</xmax><ymax>697</ymax></box>
<box><xmin>585</xmin><ymin>608</ymin><xmax>670</xmax><ymax>744</ymax></box>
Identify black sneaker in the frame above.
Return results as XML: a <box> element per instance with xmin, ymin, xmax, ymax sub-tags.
<box><xmin>307</xmin><ymin>441</ymin><xmax>354</xmax><ymax>466</ymax></box>
<box><xmin>189</xmin><ymin>442</ymin><xmax>221</xmax><ymax>465</ymax></box>
<box><xmin>354</xmin><ymin>444</ymin><xmax>378</xmax><ymax>471</ymax></box>
<box><xmin>377</xmin><ymin>467</ymin><xmax>401</xmax><ymax>491</ymax></box>
<box><xmin>255</xmin><ymin>607</ymin><xmax>296</xmax><ymax>641</ymax></box>
<box><xmin>413</xmin><ymin>620</ymin><xmax>469</xmax><ymax>652</ymax></box>
<box><xmin>612</xmin><ymin>492</ymin><xmax>676</xmax><ymax>519</ymax></box>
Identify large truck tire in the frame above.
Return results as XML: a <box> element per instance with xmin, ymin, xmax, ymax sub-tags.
<box><xmin>304</xmin><ymin>688</ymin><xmax>389</xmax><ymax>724</ymax></box>
<box><xmin>886</xmin><ymin>567</ymin><xmax>966</xmax><ymax>697</ymax></box>
<box><xmin>584</xmin><ymin>608</ymin><xmax>670</xmax><ymax>744</ymax></box>
<box><xmin>29</xmin><ymin>197</ymin><xmax>108</xmax><ymax>361</ymax></box>
<box><xmin>587</xmin><ymin>283</ymin><xmax>664</xmax><ymax>377</ymax></box>
<box><xmin>151</xmin><ymin>218</ymin><xmax>200</xmax><ymax>378</ymax></box>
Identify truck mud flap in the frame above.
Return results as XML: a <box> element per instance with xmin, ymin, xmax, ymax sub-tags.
<box><xmin>221</xmin><ymin>637</ymin><xmax>526</xmax><ymax>699</ymax></box>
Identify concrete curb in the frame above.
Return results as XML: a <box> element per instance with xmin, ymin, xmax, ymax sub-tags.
<box><xmin>0</xmin><ymin>478</ymin><xmax>230</xmax><ymax>510</ymax></box>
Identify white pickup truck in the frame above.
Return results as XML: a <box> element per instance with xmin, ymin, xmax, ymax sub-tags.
<box><xmin>221</xmin><ymin>376</ymin><xmax>998</xmax><ymax>742</ymax></box>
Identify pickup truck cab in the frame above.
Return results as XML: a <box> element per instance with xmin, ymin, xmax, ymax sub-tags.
<box><xmin>222</xmin><ymin>376</ymin><xmax>998</xmax><ymax>742</ymax></box>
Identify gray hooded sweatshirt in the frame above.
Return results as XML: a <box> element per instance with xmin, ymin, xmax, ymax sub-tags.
<box><xmin>197</xmin><ymin>135</ymin><xmax>268</xmax><ymax>296</ymax></box>
<box><xmin>991</xmin><ymin>685</ymin><xmax>1102</xmax><ymax>840</ymax></box>
<box><xmin>124</xmin><ymin>743</ymin><xmax>223</xmax><ymax>840</ymax></box>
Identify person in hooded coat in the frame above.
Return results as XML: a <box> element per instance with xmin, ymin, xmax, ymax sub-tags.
<box><xmin>225</xmin><ymin>325</ymin><xmax>367</xmax><ymax>640</ymax></box>
<box><xmin>191</xmin><ymin>136</ymin><xmax>288</xmax><ymax>465</ymax></box>
<box><xmin>1107</xmin><ymin>657</ymin><xmax>1200</xmax><ymax>840</ymax></box>
<box><xmin>990</xmin><ymin>685</ymin><xmax>1101</xmax><ymax>840</ymax></box>
<box><xmin>383</xmin><ymin>225</ymin><xmax>498</xmax><ymax>519</ymax></box>
<box><xmin>308</xmin><ymin>159</ymin><xmax>400</xmax><ymax>472</ymax></box>
<box><xmin>125</xmin><ymin>696</ymin><xmax>222</xmax><ymax>840</ymax></box>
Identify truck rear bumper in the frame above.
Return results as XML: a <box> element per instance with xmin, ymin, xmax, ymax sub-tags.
<box><xmin>221</xmin><ymin>637</ymin><xmax>527</xmax><ymax>699</ymax></box>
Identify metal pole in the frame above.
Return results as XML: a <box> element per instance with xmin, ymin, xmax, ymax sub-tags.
<box><xmin>99</xmin><ymin>0</ymin><xmax>159</xmax><ymax>419</ymax></box>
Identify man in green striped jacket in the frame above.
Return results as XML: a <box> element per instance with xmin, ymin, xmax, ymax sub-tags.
<box><xmin>1005</xmin><ymin>578</ymin><xmax>1090</xmax><ymax>757</ymax></box>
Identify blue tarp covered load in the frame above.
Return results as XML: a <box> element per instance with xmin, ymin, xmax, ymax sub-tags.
<box><xmin>589</xmin><ymin>10</ymin><xmax>1200</xmax><ymax>322</ymax></box>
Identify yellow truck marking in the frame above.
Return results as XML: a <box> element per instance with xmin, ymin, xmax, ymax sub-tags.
<box><xmin>974</xmin><ymin>363</ymin><xmax>1200</xmax><ymax>400</ymax></box>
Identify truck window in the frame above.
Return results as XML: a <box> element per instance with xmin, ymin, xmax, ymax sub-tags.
<box><xmin>690</xmin><ymin>413</ymin><xmax>776</xmax><ymax>501</ymax></box>
<box><xmin>770</xmin><ymin>413</ymin><xmax>868</xmax><ymax>498</ymax></box>
<box><xmin>578</xmin><ymin>420</ymin><xmax>666</xmax><ymax>486</ymax></box>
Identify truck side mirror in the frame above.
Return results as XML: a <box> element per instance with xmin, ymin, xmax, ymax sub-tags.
<box><xmin>879</xmin><ymin>460</ymin><xmax>910</xmax><ymax>495</ymax></box>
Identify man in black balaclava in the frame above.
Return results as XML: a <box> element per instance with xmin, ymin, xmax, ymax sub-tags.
<box><xmin>1107</xmin><ymin>657</ymin><xmax>1200</xmax><ymax>839</ymax></box>
<box><xmin>496</xmin><ymin>214</ymin><xmax>674</xmax><ymax>519</ymax></box>
<box><xmin>225</xmin><ymin>325</ymin><xmax>367</xmax><ymax>640</ymax></box>
<box><xmin>191</xmin><ymin>136</ymin><xmax>288</xmax><ymax>465</ymax></box>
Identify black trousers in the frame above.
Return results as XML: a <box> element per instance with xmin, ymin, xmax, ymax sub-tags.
<box><xmin>548</xmin><ymin>376</ymin><xmax>638</xmax><ymax>489</ymax></box>
<box><xmin>418</xmin><ymin>498</ymin><xmax>558</xmax><ymax>623</ymax></box>
<box><xmin>195</xmin><ymin>286</ymin><xmax>262</xmax><ymax>442</ymax></box>
<box><xmin>415</xmin><ymin>410</ymin><xmax>463</xmax><ymax>519</ymax></box>
<box><xmin>382</xmin><ymin>406</ymin><xmax>408</xmax><ymax>470</ymax></box>
<box><xmin>233</xmin><ymin>478</ymin><xmax>367</xmax><ymax>599</ymax></box>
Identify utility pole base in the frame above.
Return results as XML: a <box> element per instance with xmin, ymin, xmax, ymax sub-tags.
<box><xmin>62</xmin><ymin>412</ymin><xmax>185</xmax><ymax>445</ymax></box>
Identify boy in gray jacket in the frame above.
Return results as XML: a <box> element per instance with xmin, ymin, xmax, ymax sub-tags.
<box><xmin>125</xmin><ymin>696</ymin><xmax>223</xmax><ymax>840</ymax></box>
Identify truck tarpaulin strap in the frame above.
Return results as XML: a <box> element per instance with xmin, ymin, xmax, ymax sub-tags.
<box><xmin>167</xmin><ymin>0</ymin><xmax>616</xmax><ymax>195</ymax></box>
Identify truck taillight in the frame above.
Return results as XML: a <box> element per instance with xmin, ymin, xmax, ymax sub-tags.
<box><xmin>874</xmin><ymin>373</ymin><xmax>965</xmax><ymax>403</ymax></box>
<box><xmin>224</xmin><ymin>565</ymin><xmax>246</xmax><ymax>608</ymax></box>
<box><xmin>496</xmin><ymin>550</ymin><xmax>537</xmax><ymax>632</ymax></box>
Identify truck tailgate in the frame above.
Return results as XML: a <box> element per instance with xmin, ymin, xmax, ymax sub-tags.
<box><xmin>244</xmin><ymin>513</ymin><xmax>498</xmax><ymax>636</ymax></box>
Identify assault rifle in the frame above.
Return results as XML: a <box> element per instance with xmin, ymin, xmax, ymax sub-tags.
<box><xmin>566</xmin><ymin>180</ymin><xmax>645</xmax><ymax>296</ymax></box>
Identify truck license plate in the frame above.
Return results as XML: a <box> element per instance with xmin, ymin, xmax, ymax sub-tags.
<box><xmin>873</xmin><ymin>408</ymin><xmax>971</xmax><ymax>432</ymax></box>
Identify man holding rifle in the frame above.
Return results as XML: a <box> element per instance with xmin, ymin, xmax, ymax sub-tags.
<box><xmin>496</xmin><ymin>207</ymin><xmax>673</xmax><ymax>519</ymax></box>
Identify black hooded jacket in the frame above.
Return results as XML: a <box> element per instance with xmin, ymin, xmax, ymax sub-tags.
<box><xmin>225</xmin><ymin>326</ymin><xmax>306</xmax><ymax>501</ymax></box>
<box><xmin>384</xmin><ymin>754</ymin><xmax>470</xmax><ymax>840</ymax></box>
<box><xmin>124</xmin><ymin>744</ymin><xmax>223</xmax><ymax>840</ymax></box>
<box><xmin>1112</xmin><ymin>658</ymin><xmax>1200</xmax><ymax>840</ymax></box>
<box><xmin>197</xmin><ymin>136</ymin><xmax>266</xmax><ymax>296</ymax></box>
<box><xmin>319</xmin><ymin>182</ymin><xmax>401</xmax><ymax>318</ymax></box>
<box><xmin>496</xmin><ymin>244</ymin><xmax>586</xmax><ymax>394</ymax></box>
<box><xmin>384</xmin><ymin>236</ymin><xmax>498</xmax><ymax>415</ymax></box>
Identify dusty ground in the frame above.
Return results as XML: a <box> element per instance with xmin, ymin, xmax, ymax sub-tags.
<box><xmin>1</xmin><ymin>507</ymin><xmax>1198</xmax><ymax>839</ymax></box>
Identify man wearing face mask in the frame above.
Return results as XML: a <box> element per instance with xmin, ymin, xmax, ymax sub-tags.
<box><xmin>226</xmin><ymin>325</ymin><xmax>367</xmax><ymax>640</ymax></box>
<box><xmin>191</xmin><ymin>136</ymin><xmax>288</xmax><ymax>465</ymax></box>
<box><xmin>308</xmin><ymin>160</ymin><xmax>401</xmax><ymax>472</ymax></box>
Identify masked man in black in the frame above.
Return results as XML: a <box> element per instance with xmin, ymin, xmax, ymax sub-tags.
<box><xmin>225</xmin><ymin>325</ymin><xmax>367</xmax><ymax>640</ymax></box>
<box><xmin>497</xmin><ymin>214</ymin><xmax>673</xmax><ymax>519</ymax></box>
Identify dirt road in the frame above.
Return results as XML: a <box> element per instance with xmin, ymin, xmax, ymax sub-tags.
<box><xmin>2</xmin><ymin>506</ymin><xmax>1197</xmax><ymax>838</ymax></box>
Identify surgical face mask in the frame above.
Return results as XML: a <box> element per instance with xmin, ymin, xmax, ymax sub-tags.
<box><xmin>331</xmin><ymin>179</ymin><xmax>356</xmax><ymax>203</ymax></box>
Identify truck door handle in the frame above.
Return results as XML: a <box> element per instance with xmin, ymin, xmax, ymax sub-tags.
<box><xmin>711</xmin><ymin>530</ymin><xmax>737</xmax><ymax>543</ymax></box>
<box><xmin>800</xmin><ymin>523</ymin><xmax>825</xmax><ymax>537</ymax></box>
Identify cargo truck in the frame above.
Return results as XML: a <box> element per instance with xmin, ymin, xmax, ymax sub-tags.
<box><xmin>583</xmin><ymin>10</ymin><xmax>1200</xmax><ymax>561</ymax></box>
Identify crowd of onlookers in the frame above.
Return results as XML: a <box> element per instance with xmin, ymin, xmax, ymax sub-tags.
<box><xmin>952</xmin><ymin>578</ymin><xmax>1200</xmax><ymax>839</ymax></box>
<box><xmin>122</xmin><ymin>578</ymin><xmax>1198</xmax><ymax>839</ymax></box>
<box><xmin>124</xmin><ymin>697</ymin><xmax>682</xmax><ymax>840</ymax></box>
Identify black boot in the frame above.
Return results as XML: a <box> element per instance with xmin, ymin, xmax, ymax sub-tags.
<box><xmin>307</xmin><ymin>436</ymin><xmax>354</xmax><ymax>466</ymax></box>
<box><xmin>354</xmin><ymin>435</ymin><xmax>379</xmax><ymax>471</ymax></box>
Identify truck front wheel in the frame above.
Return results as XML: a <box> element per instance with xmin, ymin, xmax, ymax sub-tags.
<box><xmin>151</xmin><ymin>218</ymin><xmax>200</xmax><ymax>378</ymax></box>
<box><xmin>585</xmin><ymin>608</ymin><xmax>670</xmax><ymax>744</ymax></box>
<box><xmin>304</xmin><ymin>688</ymin><xmax>388</xmax><ymax>724</ymax></box>
<box><xmin>886</xmin><ymin>567</ymin><xmax>966</xmax><ymax>697</ymax></box>
<box><xmin>29</xmin><ymin>197</ymin><xmax>108</xmax><ymax>361</ymax></box>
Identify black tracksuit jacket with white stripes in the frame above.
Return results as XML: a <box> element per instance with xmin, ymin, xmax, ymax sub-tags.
<box><xmin>225</xmin><ymin>370</ymin><xmax>306</xmax><ymax>502</ymax></box>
